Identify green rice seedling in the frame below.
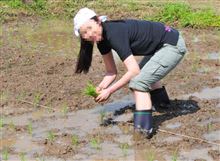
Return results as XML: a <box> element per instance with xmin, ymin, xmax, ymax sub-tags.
<box><xmin>19</xmin><ymin>152</ymin><xmax>26</xmax><ymax>161</ymax></box>
<box><xmin>100</xmin><ymin>110</ymin><xmax>106</xmax><ymax>124</ymax></box>
<box><xmin>171</xmin><ymin>148</ymin><xmax>179</xmax><ymax>161</ymax></box>
<box><xmin>84</xmin><ymin>82</ymin><xmax>98</xmax><ymax>98</ymax></box>
<box><xmin>71</xmin><ymin>134</ymin><xmax>79</xmax><ymax>146</ymax></box>
<box><xmin>90</xmin><ymin>137</ymin><xmax>101</xmax><ymax>150</ymax></box>
<box><xmin>9</xmin><ymin>121</ymin><xmax>15</xmax><ymax>131</ymax></box>
<box><xmin>207</xmin><ymin>123</ymin><xmax>213</xmax><ymax>132</ymax></box>
<box><xmin>2</xmin><ymin>148</ymin><xmax>9</xmax><ymax>160</ymax></box>
<box><xmin>0</xmin><ymin>117</ymin><xmax>4</xmax><ymax>129</ymax></box>
<box><xmin>16</xmin><ymin>91</ymin><xmax>27</xmax><ymax>101</ymax></box>
<box><xmin>47</xmin><ymin>131</ymin><xmax>55</xmax><ymax>142</ymax></box>
<box><xmin>0</xmin><ymin>91</ymin><xmax>8</xmax><ymax>103</ymax></box>
<box><xmin>35</xmin><ymin>157</ymin><xmax>45</xmax><ymax>161</ymax></box>
<box><xmin>27</xmin><ymin>122</ymin><xmax>33</xmax><ymax>135</ymax></box>
<box><xmin>45</xmin><ymin>101</ymin><xmax>53</xmax><ymax>113</ymax></box>
<box><xmin>119</xmin><ymin>143</ymin><xmax>129</xmax><ymax>157</ymax></box>
<box><xmin>145</xmin><ymin>149</ymin><xmax>155</xmax><ymax>161</ymax></box>
<box><xmin>33</xmin><ymin>92</ymin><xmax>42</xmax><ymax>108</ymax></box>
<box><xmin>61</xmin><ymin>102</ymin><xmax>69</xmax><ymax>116</ymax></box>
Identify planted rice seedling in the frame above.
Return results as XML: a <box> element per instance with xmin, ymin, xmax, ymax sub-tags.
<box><xmin>90</xmin><ymin>137</ymin><xmax>101</xmax><ymax>150</ymax></box>
<box><xmin>171</xmin><ymin>148</ymin><xmax>179</xmax><ymax>161</ymax></box>
<box><xmin>9</xmin><ymin>121</ymin><xmax>15</xmax><ymax>131</ymax></box>
<box><xmin>47</xmin><ymin>131</ymin><xmax>55</xmax><ymax>142</ymax></box>
<box><xmin>0</xmin><ymin>117</ymin><xmax>4</xmax><ymax>129</ymax></box>
<box><xmin>207</xmin><ymin>123</ymin><xmax>213</xmax><ymax>132</ymax></box>
<box><xmin>84</xmin><ymin>82</ymin><xmax>98</xmax><ymax>98</ymax></box>
<box><xmin>0</xmin><ymin>91</ymin><xmax>8</xmax><ymax>103</ymax></box>
<box><xmin>100</xmin><ymin>110</ymin><xmax>106</xmax><ymax>124</ymax></box>
<box><xmin>19</xmin><ymin>152</ymin><xmax>26</xmax><ymax>161</ymax></box>
<box><xmin>119</xmin><ymin>143</ymin><xmax>129</xmax><ymax>156</ymax></box>
<box><xmin>61</xmin><ymin>102</ymin><xmax>69</xmax><ymax>116</ymax></box>
<box><xmin>145</xmin><ymin>150</ymin><xmax>155</xmax><ymax>161</ymax></box>
<box><xmin>2</xmin><ymin>148</ymin><xmax>9</xmax><ymax>160</ymax></box>
<box><xmin>71</xmin><ymin>134</ymin><xmax>79</xmax><ymax>146</ymax></box>
<box><xmin>27</xmin><ymin>121</ymin><xmax>33</xmax><ymax>135</ymax></box>
<box><xmin>33</xmin><ymin>92</ymin><xmax>42</xmax><ymax>108</ymax></box>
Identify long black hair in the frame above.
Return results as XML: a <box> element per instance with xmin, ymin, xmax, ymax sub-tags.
<box><xmin>75</xmin><ymin>16</ymin><xmax>99</xmax><ymax>74</ymax></box>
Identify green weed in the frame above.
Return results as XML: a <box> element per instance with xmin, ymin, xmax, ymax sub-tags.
<box><xmin>84</xmin><ymin>82</ymin><xmax>98</xmax><ymax>98</ymax></box>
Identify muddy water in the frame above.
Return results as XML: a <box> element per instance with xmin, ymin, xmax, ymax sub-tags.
<box><xmin>2</xmin><ymin>93</ymin><xmax>220</xmax><ymax>160</ymax></box>
<box><xmin>182</xmin><ymin>86</ymin><xmax>220</xmax><ymax>100</ymax></box>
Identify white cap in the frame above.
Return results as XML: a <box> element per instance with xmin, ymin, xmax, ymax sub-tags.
<box><xmin>73</xmin><ymin>7</ymin><xmax>96</xmax><ymax>37</ymax></box>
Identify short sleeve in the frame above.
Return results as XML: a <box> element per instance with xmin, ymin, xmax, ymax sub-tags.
<box><xmin>97</xmin><ymin>39</ymin><xmax>111</xmax><ymax>55</ymax></box>
<box><xmin>108</xmin><ymin>23</ymin><xmax>132</xmax><ymax>61</ymax></box>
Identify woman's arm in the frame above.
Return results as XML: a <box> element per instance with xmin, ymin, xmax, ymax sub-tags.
<box><xmin>96</xmin><ymin>54</ymin><xmax>140</xmax><ymax>102</ymax></box>
<box><xmin>98</xmin><ymin>51</ymin><xmax>117</xmax><ymax>90</ymax></box>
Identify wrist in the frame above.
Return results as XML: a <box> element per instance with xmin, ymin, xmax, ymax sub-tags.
<box><xmin>107</xmin><ymin>86</ymin><xmax>114</xmax><ymax>94</ymax></box>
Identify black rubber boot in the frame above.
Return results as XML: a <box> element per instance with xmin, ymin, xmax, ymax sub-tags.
<box><xmin>150</xmin><ymin>86</ymin><xmax>170</xmax><ymax>109</ymax></box>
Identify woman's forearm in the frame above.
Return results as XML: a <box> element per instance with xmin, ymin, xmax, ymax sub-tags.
<box><xmin>108</xmin><ymin>70</ymin><xmax>139</xmax><ymax>94</ymax></box>
<box><xmin>98</xmin><ymin>73</ymin><xmax>117</xmax><ymax>89</ymax></box>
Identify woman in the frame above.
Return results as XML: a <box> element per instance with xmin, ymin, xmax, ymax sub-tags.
<box><xmin>73</xmin><ymin>8</ymin><xmax>187</xmax><ymax>138</ymax></box>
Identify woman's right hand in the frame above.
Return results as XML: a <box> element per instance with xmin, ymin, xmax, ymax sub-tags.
<box><xmin>96</xmin><ymin>87</ymin><xmax>102</xmax><ymax>94</ymax></box>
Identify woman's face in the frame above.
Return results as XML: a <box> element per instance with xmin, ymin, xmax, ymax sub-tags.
<box><xmin>80</xmin><ymin>19</ymin><xmax>102</xmax><ymax>42</ymax></box>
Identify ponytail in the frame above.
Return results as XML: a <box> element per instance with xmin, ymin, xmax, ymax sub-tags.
<box><xmin>75</xmin><ymin>38</ymin><xmax>94</xmax><ymax>74</ymax></box>
<box><xmin>75</xmin><ymin>16</ymin><xmax>100</xmax><ymax>74</ymax></box>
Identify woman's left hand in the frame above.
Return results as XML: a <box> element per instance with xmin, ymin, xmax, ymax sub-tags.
<box><xmin>95</xmin><ymin>88</ymin><xmax>111</xmax><ymax>103</ymax></box>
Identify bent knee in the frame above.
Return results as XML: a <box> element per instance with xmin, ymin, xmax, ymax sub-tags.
<box><xmin>129</xmin><ymin>77</ymin><xmax>151</xmax><ymax>92</ymax></box>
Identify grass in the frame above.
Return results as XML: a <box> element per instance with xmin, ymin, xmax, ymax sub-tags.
<box><xmin>152</xmin><ymin>3</ymin><xmax>220</xmax><ymax>28</ymax></box>
<box><xmin>1</xmin><ymin>1</ymin><xmax>219</xmax><ymax>28</ymax></box>
<box><xmin>2</xmin><ymin>148</ymin><xmax>9</xmax><ymax>160</ymax></box>
<box><xmin>84</xmin><ymin>82</ymin><xmax>98</xmax><ymax>98</ymax></box>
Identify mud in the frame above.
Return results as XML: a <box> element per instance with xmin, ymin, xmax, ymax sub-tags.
<box><xmin>1</xmin><ymin>18</ymin><xmax>220</xmax><ymax>160</ymax></box>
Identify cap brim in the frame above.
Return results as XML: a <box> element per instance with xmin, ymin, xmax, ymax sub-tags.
<box><xmin>74</xmin><ymin>30</ymin><xmax>80</xmax><ymax>37</ymax></box>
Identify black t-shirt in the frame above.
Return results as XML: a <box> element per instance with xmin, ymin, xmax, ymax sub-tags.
<box><xmin>97</xmin><ymin>19</ymin><xmax>179</xmax><ymax>61</ymax></box>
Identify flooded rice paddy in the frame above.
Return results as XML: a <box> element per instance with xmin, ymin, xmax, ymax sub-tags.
<box><xmin>1</xmin><ymin>19</ymin><xmax>220</xmax><ymax>160</ymax></box>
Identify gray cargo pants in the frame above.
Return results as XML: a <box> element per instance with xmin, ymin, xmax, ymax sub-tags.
<box><xmin>129</xmin><ymin>34</ymin><xmax>187</xmax><ymax>92</ymax></box>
